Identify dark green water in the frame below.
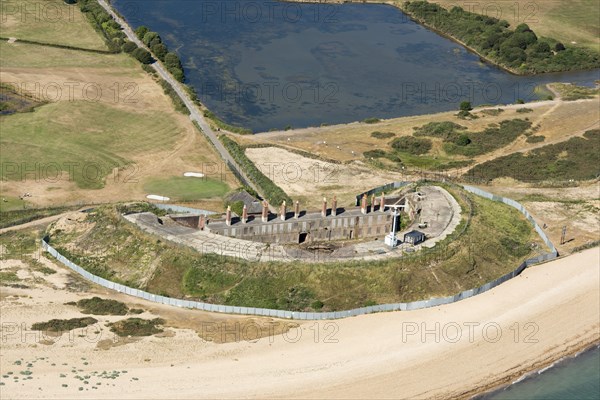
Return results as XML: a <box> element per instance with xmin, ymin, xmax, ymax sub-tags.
<box><xmin>111</xmin><ymin>0</ymin><xmax>599</xmax><ymax>132</ymax></box>
<box><xmin>482</xmin><ymin>346</ymin><xmax>600</xmax><ymax>400</ymax></box>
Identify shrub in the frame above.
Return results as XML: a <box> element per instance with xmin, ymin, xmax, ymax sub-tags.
<box><xmin>151</xmin><ymin>43</ymin><xmax>168</xmax><ymax>61</ymax></box>
<box><xmin>363</xmin><ymin>149</ymin><xmax>387</xmax><ymax>158</ymax></box>
<box><xmin>390</xmin><ymin>137</ymin><xmax>432</xmax><ymax>155</ymax></box>
<box><xmin>31</xmin><ymin>318</ymin><xmax>98</xmax><ymax>332</ymax></box>
<box><xmin>516</xmin><ymin>107</ymin><xmax>533</xmax><ymax>113</ymax></box>
<box><xmin>122</xmin><ymin>41</ymin><xmax>137</xmax><ymax>53</ymax></box>
<box><xmin>74</xmin><ymin>297</ymin><xmax>129</xmax><ymax>315</ymax></box>
<box><xmin>363</xmin><ymin>117</ymin><xmax>380</xmax><ymax>124</ymax></box>
<box><xmin>413</xmin><ymin>121</ymin><xmax>467</xmax><ymax>139</ymax></box>
<box><xmin>108</xmin><ymin>318</ymin><xmax>165</xmax><ymax>337</ymax></box>
<box><xmin>134</xmin><ymin>26</ymin><xmax>149</xmax><ymax>41</ymax></box>
<box><xmin>460</xmin><ymin>101</ymin><xmax>473</xmax><ymax>112</ymax></box>
<box><xmin>132</xmin><ymin>48</ymin><xmax>153</xmax><ymax>64</ymax></box>
<box><xmin>371</xmin><ymin>131</ymin><xmax>395</xmax><ymax>139</ymax></box>
<box><xmin>526</xmin><ymin>135</ymin><xmax>545</xmax><ymax>143</ymax></box>
<box><xmin>455</xmin><ymin>134</ymin><xmax>471</xmax><ymax>146</ymax></box>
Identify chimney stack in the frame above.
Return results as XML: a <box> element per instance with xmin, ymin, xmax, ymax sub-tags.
<box><xmin>322</xmin><ymin>197</ymin><xmax>327</xmax><ymax>218</ymax></box>
<box><xmin>225</xmin><ymin>206</ymin><xmax>232</xmax><ymax>226</ymax></box>
<box><xmin>380</xmin><ymin>192</ymin><xmax>385</xmax><ymax>212</ymax></box>
<box><xmin>280</xmin><ymin>201</ymin><xmax>287</xmax><ymax>221</ymax></box>
<box><xmin>361</xmin><ymin>194</ymin><xmax>368</xmax><ymax>214</ymax></box>
<box><xmin>199</xmin><ymin>214</ymin><xmax>206</xmax><ymax>230</ymax></box>
<box><xmin>332</xmin><ymin>196</ymin><xmax>338</xmax><ymax>216</ymax></box>
<box><xmin>371</xmin><ymin>194</ymin><xmax>376</xmax><ymax>212</ymax></box>
<box><xmin>294</xmin><ymin>200</ymin><xmax>300</xmax><ymax>219</ymax></box>
<box><xmin>261</xmin><ymin>200</ymin><xmax>269</xmax><ymax>223</ymax></box>
<box><xmin>242</xmin><ymin>204</ymin><xmax>248</xmax><ymax>224</ymax></box>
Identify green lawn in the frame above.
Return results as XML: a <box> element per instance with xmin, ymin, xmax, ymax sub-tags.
<box><xmin>0</xmin><ymin>0</ymin><xmax>107</xmax><ymax>50</ymax></box>
<box><xmin>143</xmin><ymin>177</ymin><xmax>229</xmax><ymax>201</ymax></box>
<box><xmin>1</xmin><ymin>101</ymin><xmax>182</xmax><ymax>189</ymax></box>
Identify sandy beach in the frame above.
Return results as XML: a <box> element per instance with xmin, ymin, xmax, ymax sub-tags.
<box><xmin>1</xmin><ymin>247</ymin><xmax>598</xmax><ymax>399</ymax></box>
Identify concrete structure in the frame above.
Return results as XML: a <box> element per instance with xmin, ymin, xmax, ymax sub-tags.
<box><xmin>207</xmin><ymin>206</ymin><xmax>394</xmax><ymax>244</ymax></box>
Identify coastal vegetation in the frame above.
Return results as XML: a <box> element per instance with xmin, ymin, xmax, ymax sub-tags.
<box><xmin>46</xmin><ymin>185</ymin><xmax>545</xmax><ymax>312</ymax></box>
<box><xmin>402</xmin><ymin>1</ymin><xmax>600</xmax><ymax>74</ymax></box>
<box><xmin>31</xmin><ymin>317</ymin><xmax>98</xmax><ymax>332</ymax></box>
<box><xmin>467</xmin><ymin>129</ymin><xmax>600</xmax><ymax>182</ymax></box>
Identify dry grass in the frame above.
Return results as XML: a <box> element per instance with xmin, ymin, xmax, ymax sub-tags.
<box><xmin>0</xmin><ymin>0</ymin><xmax>107</xmax><ymax>50</ymax></box>
<box><xmin>432</xmin><ymin>0</ymin><xmax>600</xmax><ymax>51</ymax></box>
<box><xmin>0</xmin><ymin>7</ymin><xmax>230</xmax><ymax>209</ymax></box>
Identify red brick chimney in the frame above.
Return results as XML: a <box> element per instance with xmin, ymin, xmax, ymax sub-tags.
<box><xmin>280</xmin><ymin>201</ymin><xmax>287</xmax><ymax>221</ymax></box>
<box><xmin>261</xmin><ymin>200</ymin><xmax>268</xmax><ymax>223</ymax></box>
<box><xmin>371</xmin><ymin>193</ymin><xmax>376</xmax><ymax>212</ymax></box>
<box><xmin>242</xmin><ymin>204</ymin><xmax>248</xmax><ymax>224</ymax></box>
<box><xmin>225</xmin><ymin>206</ymin><xmax>232</xmax><ymax>226</ymax></box>
<box><xmin>361</xmin><ymin>194</ymin><xmax>368</xmax><ymax>214</ymax></box>
<box><xmin>294</xmin><ymin>200</ymin><xmax>300</xmax><ymax>219</ymax></box>
<box><xmin>322</xmin><ymin>197</ymin><xmax>327</xmax><ymax>218</ymax></box>
<box><xmin>199</xmin><ymin>214</ymin><xmax>206</xmax><ymax>230</ymax></box>
<box><xmin>332</xmin><ymin>195</ymin><xmax>338</xmax><ymax>216</ymax></box>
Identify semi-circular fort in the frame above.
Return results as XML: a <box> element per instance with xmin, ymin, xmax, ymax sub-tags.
<box><xmin>125</xmin><ymin>182</ymin><xmax>462</xmax><ymax>262</ymax></box>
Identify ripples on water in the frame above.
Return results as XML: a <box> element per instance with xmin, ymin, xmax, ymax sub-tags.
<box><xmin>112</xmin><ymin>0</ymin><xmax>600</xmax><ymax>132</ymax></box>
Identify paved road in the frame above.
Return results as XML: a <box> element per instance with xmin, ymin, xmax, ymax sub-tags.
<box><xmin>97</xmin><ymin>0</ymin><xmax>267</xmax><ymax>205</ymax></box>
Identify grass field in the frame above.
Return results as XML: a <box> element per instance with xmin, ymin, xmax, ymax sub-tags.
<box><xmin>0</xmin><ymin>1</ymin><xmax>230</xmax><ymax>208</ymax></box>
<box><xmin>0</xmin><ymin>0</ymin><xmax>107</xmax><ymax>50</ymax></box>
<box><xmin>143</xmin><ymin>177</ymin><xmax>230</xmax><ymax>201</ymax></box>
<box><xmin>47</xmin><ymin>185</ymin><xmax>547</xmax><ymax>311</ymax></box>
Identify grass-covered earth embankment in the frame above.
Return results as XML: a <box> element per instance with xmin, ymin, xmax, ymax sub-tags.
<box><xmin>46</xmin><ymin>184</ymin><xmax>547</xmax><ymax>312</ymax></box>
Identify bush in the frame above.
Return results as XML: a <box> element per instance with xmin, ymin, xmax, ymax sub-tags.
<box><xmin>122</xmin><ymin>41</ymin><xmax>137</xmax><ymax>53</ymax></box>
<box><xmin>526</xmin><ymin>135</ymin><xmax>545</xmax><ymax>143</ymax></box>
<box><xmin>455</xmin><ymin>134</ymin><xmax>471</xmax><ymax>146</ymax></box>
<box><xmin>363</xmin><ymin>149</ymin><xmax>387</xmax><ymax>158</ymax></box>
<box><xmin>390</xmin><ymin>136</ymin><xmax>432</xmax><ymax>155</ymax></box>
<box><xmin>151</xmin><ymin>43</ymin><xmax>168</xmax><ymax>61</ymax></box>
<box><xmin>363</xmin><ymin>117</ymin><xmax>380</xmax><ymax>124</ymax></box>
<box><xmin>108</xmin><ymin>318</ymin><xmax>165</xmax><ymax>337</ymax></box>
<box><xmin>74</xmin><ymin>297</ymin><xmax>129</xmax><ymax>315</ymax></box>
<box><xmin>134</xmin><ymin>26</ymin><xmax>149</xmax><ymax>41</ymax></box>
<box><xmin>132</xmin><ymin>48</ymin><xmax>153</xmax><ymax>64</ymax></box>
<box><xmin>371</xmin><ymin>131</ymin><xmax>395</xmax><ymax>139</ymax></box>
<box><xmin>460</xmin><ymin>101</ymin><xmax>472</xmax><ymax>111</ymax></box>
<box><xmin>413</xmin><ymin>121</ymin><xmax>467</xmax><ymax>139</ymax></box>
<box><xmin>31</xmin><ymin>317</ymin><xmax>98</xmax><ymax>332</ymax></box>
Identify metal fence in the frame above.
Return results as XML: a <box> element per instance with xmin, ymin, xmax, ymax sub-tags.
<box><xmin>42</xmin><ymin>185</ymin><xmax>557</xmax><ymax>320</ymax></box>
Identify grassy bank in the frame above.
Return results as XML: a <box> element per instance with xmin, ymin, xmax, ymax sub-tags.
<box><xmin>46</xmin><ymin>185</ymin><xmax>546</xmax><ymax>312</ymax></box>
<box><xmin>401</xmin><ymin>1</ymin><xmax>599</xmax><ymax>74</ymax></box>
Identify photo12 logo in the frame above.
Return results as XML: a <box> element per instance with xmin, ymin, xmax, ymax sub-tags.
<box><xmin>1</xmin><ymin>0</ymin><xmax>77</xmax><ymax>23</ymax></box>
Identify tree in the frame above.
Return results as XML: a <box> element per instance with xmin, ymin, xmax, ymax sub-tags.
<box><xmin>132</xmin><ymin>48</ymin><xmax>153</xmax><ymax>64</ymax></box>
<box><xmin>555</xmin><ymin>42</ymin><xmax>566</xmax><ymax>52</ymax></box>
<box><xmin>151</xmin><ymin>43</ymin><xmax>168</xmax><ymax>60</ymax></box>
<box><xmin>164</xmin><ymin>52</ymin><xmax>182</xmax><ymax>69</ymax></box>
<box><xmin>122</xmin><ymin>41</ymin><xmax>138</xmax><ymax>53</ymax></box>
<box><xmin>533</xmin><ymin>41</ymin><xmax>551</xmax><ymax>54</ymax></box>
<box><xmin>142</xmin><ymin>31</ymin><xmax>160</xmax><ymax>47</ymax></box>
<box><xmin>134</xmin><ymin>26</ymin><xmax>149</xmax><ymax>41</ymax></box>
<box><xmin>460</xmin><ymin>101</ymin><xmax>473</xmax><ymax>112</ymax></box>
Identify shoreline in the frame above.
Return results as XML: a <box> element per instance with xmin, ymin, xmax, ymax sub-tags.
<box><xmin>474</xmin><ymin>342</ymin><xmax>600</xmax><ymax>399</ymax></box>
<box><xmin>470</xmin><ymin>339</ymin><xmax>600</xmax><ymax>399</ymax></box>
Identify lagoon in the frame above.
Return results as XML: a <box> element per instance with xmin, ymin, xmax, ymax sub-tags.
<box><xmin>112</xmin><ymin>0</ymin><xmax>599</xmax><ymax>132</ymax></box>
